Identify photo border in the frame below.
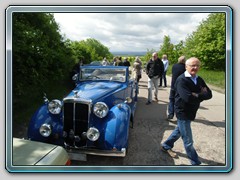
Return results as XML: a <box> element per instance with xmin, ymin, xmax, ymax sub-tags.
<box><xmin>5</xmin><ymin>5</ymin><xmax>233</xmax><ymax>173</ymax></box>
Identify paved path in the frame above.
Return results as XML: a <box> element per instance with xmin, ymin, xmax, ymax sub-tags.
<box><xmin>136</xmin><ymin>73</ymin><xmax>226</xmax><ymax>166</ymax></box>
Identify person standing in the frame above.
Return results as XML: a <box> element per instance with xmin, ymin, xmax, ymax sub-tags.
<box><xmin>112</xmin><ymin>57</ymin><xmax>117</xmax><ymax>66</ymax></box>
<box><xmin>115</xmin><ymin>56</ymin><xmax>124</xmax><ymax>66</ymax></box>
<box><xmin>132</xmin><ymin>56</ymin><xmax>142</xmax><ymax>83</ymax></box>
<box><xmin>161</xmin><ymin>57</ymin><xmax>212</xmax><ymax>165</ymax></box>
<box><xmin>145</xmin><ymin>52</ymin><xmax>164</xmax><ymax>105</ymax></box>
<box><xmin>101</xmin><ymin>57</ymin><xmax>109</xmax><ymax>66</ymax></box>
<box><xmin>167</xmin><ymin>56</ymin><xmax>186</xmax><ymax>120</ymax></box>
<box><xmin>159</xmin><ymin>54</ymin><xmax>169</xmax><ymax>87</ymax></box>
<box><xmin>123</xmin><ymin>57</ymin><xmax>131</xmax><ymax>67</ymax></box>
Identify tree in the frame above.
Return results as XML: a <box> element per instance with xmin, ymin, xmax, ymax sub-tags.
<box><xmin>12</xmin><ymin>13</ymin><xmax>75</xmax><ymax>96</ymax></box>
<box><xmin>69</xmin><ymin>38</ymin><xmax>113</xmax><ymax>64</ymax></box>
<box><xmin>85</xmin><ymin>38</ymin><xmax>112</xmax><ymax>60</ymax></box>
<box><xmin>158</xmin><ymin>35</ymin><xmax>174</xmax><ymax>64</ymax></box>
<box><xmin>183</xmin><ymin>13</ymin><xmax>226</xmax><ymax>70</ymax></box>
<box><xmin>172</xmin><ymin>40</ymin><xmax>185</xmax><ymax>63</ymax></box>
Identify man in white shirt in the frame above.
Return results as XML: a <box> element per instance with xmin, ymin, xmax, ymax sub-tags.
<box><xmin>159</xmin><ymin>54</ymin><xmax>169</xmax><ymax>87</ymax></box>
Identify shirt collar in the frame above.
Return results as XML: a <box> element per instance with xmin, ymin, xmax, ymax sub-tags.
<box><xmin>184</xmin><ymin>71</ymin><xmax>198</xmax><ymax>84</ymax></box>
<box><xmin>184</xmin><ymin>70</ymin><xmax>198</xmax><ymax>78</ymax></box>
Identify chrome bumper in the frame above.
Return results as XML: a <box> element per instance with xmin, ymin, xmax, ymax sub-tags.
<box><xmin>67</xmin><ymin>147</ymin><xmax>126</xmax><ymax>160</ymax></box>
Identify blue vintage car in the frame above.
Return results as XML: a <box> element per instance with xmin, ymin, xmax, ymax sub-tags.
<box><xmin>27</xmin><ymin>66</ymin><xmax>138</xmax><ymax>157</ymax></box>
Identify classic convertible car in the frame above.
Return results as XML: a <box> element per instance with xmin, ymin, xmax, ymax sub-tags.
<box><xmin>27</xmin><ymin>66</ymin><xmax>138</xmax><ymax>158</ymax></box>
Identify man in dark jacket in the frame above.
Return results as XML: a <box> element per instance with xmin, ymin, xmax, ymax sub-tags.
<box><xmin>145</xmin><ymin>52</ymin><xmax>164</xmax><ymax>104</ymax></box>
<box><xmin>161</xmin><ymin>57</ymin><xmax>212</xmax><ymax>165</ymax></box>
<box><xmin>123</xmin><ymin>57</ymin><xmax>131</xmax><ymax>66</ymax></box>
<box><xmin>167</xmin><ymin>56</ymin><xmax>186</xmax><ymax>120</ymax></box>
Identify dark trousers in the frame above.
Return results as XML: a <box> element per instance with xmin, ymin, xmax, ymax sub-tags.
<box><xmin>160</xmin><ymin>71</ymin><xmax>167</xmax><ymax>87</ymax></box>
<box><xmin>168</xmin><ymin>89</ymin><xmax>175</xmax><ymax>116</ymax></box>
<box><xmin>136</xmin><ymin>74</ymin><xmax>142</xmax><ymax>83</ymax></box>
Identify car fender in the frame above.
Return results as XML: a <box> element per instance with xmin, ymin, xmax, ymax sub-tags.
<box><xmin>101</xmin><ymin>103</ymin><xmax>131</xmax><ymax>150</ymax></box>
<box><xmin>27</xmin><ymin>104</ymin><xmax>64</xmax><ymax>145</ymax></box>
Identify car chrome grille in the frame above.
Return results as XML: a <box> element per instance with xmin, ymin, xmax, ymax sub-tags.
<box><xmin>63</xmin><ymin>101</ymin><xmax>89</xmax><ymax>147</ymax></box>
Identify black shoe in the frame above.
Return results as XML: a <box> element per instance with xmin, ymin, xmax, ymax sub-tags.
<box><xmin>158</xmin><ymin>85</ymin><xmax>162</xmax><ymax>87</ymax></box>
<box><xmin>145</xmin><ymin>101</ymin><xmax>151</xmax><ymax>105</ymax></box>
<box><xmin>167</xmin><ymin>114</ymin><xmax>174</xmax><ymax>120</ymax></box>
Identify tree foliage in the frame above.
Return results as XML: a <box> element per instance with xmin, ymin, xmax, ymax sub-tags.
<box><xmin>183</xmin><ymin>13</ymin><xmax>226</xmax><ymax>70</ymax></box>
<box><xmin>158</xmin><ymin>35</ymin><xmax>174</xmax><ymax>64</ymax></box>
<box><xmin>12</xmin><ymin>12</ymin><xmax>114</xmax><ymax>98</ymax></box>
<box><xmin>157</xmin><ymin>13</ymin><xmax>226</xmax><ymax>71</ymax></box>
<box><xmin>13</xmin><ymin>13</ymin><xmax>75</xmax><ymax>96</ymax></box>
<box><xmin>172</xmin><ymin>40</ymin><xmax>185</xmax><ymax>62</ymax></box>
<box><xmin>69</xmin><ymin>38</ymin><xmax>113</xmax><ymax>64</ymax></box>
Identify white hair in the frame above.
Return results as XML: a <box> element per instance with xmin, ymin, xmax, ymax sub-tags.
<box><xmin>185</xmin><ymin>57</ymin><xmax>201</xmax><ymax>66</ymax></box>
<box><xmin>178</xmin><ymin>56</ymin><xmax>186</xmax><ymax>64</ymax></box>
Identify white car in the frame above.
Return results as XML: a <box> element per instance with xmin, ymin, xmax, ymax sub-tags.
<box><xmin>13</xmin><ymin>138</ymin><xmax>71</xmax><ymax>165</ymax></box>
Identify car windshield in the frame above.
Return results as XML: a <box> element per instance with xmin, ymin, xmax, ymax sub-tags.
<box><xmin>80</xmin><ymin>67</ymin><xmax>126</xmax><ymax>82</ymax></box>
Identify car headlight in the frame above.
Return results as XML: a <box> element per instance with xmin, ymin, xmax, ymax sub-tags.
<box><xmin>39</xmin><ymin>124</ymin><xmax>52</xmax><ymax>137</ymax></box>
<box><xmin>87</xmin><ymin>127</ymin><xmax>100</xmax><ymax>141</ymax></box>
<box><xmin>93</xmin><ymin>102</ymin><xmax>109</xmax><ymax>118</ymax></box>
<box><xmin>48</xmin><ymin>99</ymin><xmax>62</xmax><ymax>114</ymax></box>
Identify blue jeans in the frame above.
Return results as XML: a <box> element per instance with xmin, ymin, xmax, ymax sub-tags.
<box><xmin>168</xmin><ymin>89</ymin><xmax>175</xmax><ymax>116</ymax></box>
<box><xmin>162</xmin><ymin>119</ymin><xmax>201</xmax><ymax>165</ymax></box>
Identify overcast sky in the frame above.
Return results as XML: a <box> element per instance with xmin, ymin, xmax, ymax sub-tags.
<box><xmin>53</xmin><ymin>13</ymin><xmax>210</xmax><ymax>52</ymax></box>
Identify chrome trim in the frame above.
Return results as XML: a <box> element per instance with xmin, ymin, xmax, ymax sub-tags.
<box><xmin>62</xmin><ymin>98</ymin><xmax>92</xmax><ymax>125</ymax></box>
<box><xmin>63</xmin><ymin>97</ymin><xmax>92</xmax><ymax>105</ymax></box>
<box><xmin>73</xmin><ymin>102</ymin><xmax>76</xmax><ymax>132</ymax></box>
<box><xmin>93</xmin><ymin>102</ymin><xmax>109</xmax><ymax>118</ymax></box>
<box><xmin>39</xmin><ymin>123</ymin><xmax>52</xmax><ymax>137</ymax></box>
<box><xmin>86</xmin><ymin>127</ymin><xmax>100</xmax><ymax>141</ymax></box>
<box><xmin>66</xmin><ymin>147</ymin><xmax>126</xmax><ymax>157</ymax></box>
<box><xmin>62</xmin><ymin>98</ymin><xmax>92</xmax><ymax>147</ymax></box>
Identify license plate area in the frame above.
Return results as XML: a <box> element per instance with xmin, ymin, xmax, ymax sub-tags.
<box><xmin>68</xmin><ymin>152</ymin><xmax>87</xmax><ymax>161</ymax></box>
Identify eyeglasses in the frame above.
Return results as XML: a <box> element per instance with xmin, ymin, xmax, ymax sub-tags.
<box><xmin>187</xmin><ymin>64</ymin><xmax>200</xmax><ymax>68</ymax></box>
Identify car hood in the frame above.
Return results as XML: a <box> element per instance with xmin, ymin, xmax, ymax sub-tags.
<box><xmin>13</xmin><ymin>138</ymin><xmax>54</xmax><ymax>165</ymax></box>
<box><xmin>66</xmin><ymin>81</ymin><xmax>123</xmax><ymax>101</ymax></box>
<box><xmin>13</xmin><ymin>138</ymin><xmax>69</xmax><ymax>165</ymax></box>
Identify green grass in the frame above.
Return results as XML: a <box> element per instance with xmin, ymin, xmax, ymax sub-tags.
<box><xmin>167</xmin><ymin>64</ymin><xmax>225</xmax><ymax>89</ymax></box>
<box><xmin>197</xmin><ymin>69</ymin><xmax>225</xmax><ymax>89</ymax></box>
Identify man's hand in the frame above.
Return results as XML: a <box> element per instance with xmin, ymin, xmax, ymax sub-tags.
<box><xmin>201</xmin><ymin>87</ymin><xmax>208</xmax><ymax>93</ymax></box>
<box><xmin>192</xmin><ymin>87</ymin><xmax>208</xmax><ymax>98</ymax></box>
<box><xmin>192</xmin><ymin>92</ymin><xmax>198</xmax><ymax>98</ymax></box>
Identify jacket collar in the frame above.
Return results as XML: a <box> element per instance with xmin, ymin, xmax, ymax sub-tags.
<box><xmin>184</xmin><ymin>71</ymin><xmax>198</xmax><ymax>85</ymax></box>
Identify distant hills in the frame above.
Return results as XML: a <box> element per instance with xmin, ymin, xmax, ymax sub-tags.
<box><xmin>111</xmin><ymin>51</ymin><xmax>147</xmax><ymax>56</ymax></box>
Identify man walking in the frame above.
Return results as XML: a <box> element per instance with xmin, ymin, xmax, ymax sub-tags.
<box><xmin>145</xmin><ymin>52</ymin><xmax>164</xmax><ymax>105</ymax></box>
<box><xmin>161</xmin><ymin>57</ymin><xmax>212</xmax><ymax>165</ymax></box>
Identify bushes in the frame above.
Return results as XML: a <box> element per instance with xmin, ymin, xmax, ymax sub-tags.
<box><xmin>13</xmin><ymin>13</ymin><xmax>75</xmax><ymax>96</ymax></box>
